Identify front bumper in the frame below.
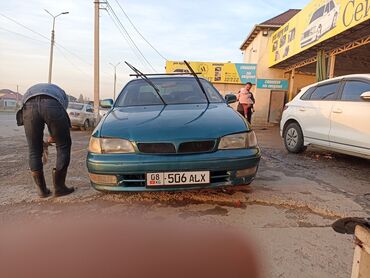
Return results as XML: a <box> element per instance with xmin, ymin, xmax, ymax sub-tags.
<box><xmin>86</xmin><ymin>148</ymin><xmax>261</xmax><ymax>192</ymax></box>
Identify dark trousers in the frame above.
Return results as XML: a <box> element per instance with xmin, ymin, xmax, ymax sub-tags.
<box><xmin>246</xmin><ymin>108</ymin><xmax>253</xmax><ymax>123</ymax></box>
<box><xmin>23</xmin><ymin>96</ymin><xmax>71</xmax><ymax>172</ymax></box>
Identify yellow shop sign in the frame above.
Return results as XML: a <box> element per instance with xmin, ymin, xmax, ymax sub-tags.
<box><xmin>166</xmin><ymin>61</ymin><xmax>257</xmax><ymax>84</ymax></box>
<box><xmin>269</xmin><ymin>0</ymin><xmax>370</xmax><ymax>66</ymax></box>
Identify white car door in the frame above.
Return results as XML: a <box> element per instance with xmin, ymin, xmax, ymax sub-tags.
<box><xmin>298</xmin><ymin>82</ymin><xmax>340</xmax><ymax>146</ymax></box>
<box><xmin>86</xmin><ymin>105</ymin><xmax>95</xmax><ymax>124</ymax></box>
<box><xmin>330</xmin><ymin>79</ymin><xmax>370</xmax><ymax>156</ymax></box>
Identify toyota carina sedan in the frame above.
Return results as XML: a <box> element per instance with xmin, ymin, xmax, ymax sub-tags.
<box><xmin>87</xmin><ymin>73</ymin><xmax>260</xmax><ymax>192</ymax></box>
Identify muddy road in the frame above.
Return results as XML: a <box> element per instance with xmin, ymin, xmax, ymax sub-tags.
<box><xmin>0</xmin><ymin>112</ymin><xmax>369</xmax><ymax>278</ymax></box>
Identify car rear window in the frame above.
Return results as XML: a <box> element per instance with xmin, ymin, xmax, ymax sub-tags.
<box><xmin>309</xmin><ymin>82</ymin><xmax>339</xmax><ymax>100</ymax></box>
<box><xmin>116</xmin><ymin>78</ymin><xmax>224</xmax><ymax>106</ymax></box>
<box><xmin>68</xmin><ymin>103</ymin><xmax>84</xmax><ymax>110</ymax></box>
<box><xmin>300</xmin><ymin>87</ymin><xmax>316</xmax><ymax>100</ymax></box>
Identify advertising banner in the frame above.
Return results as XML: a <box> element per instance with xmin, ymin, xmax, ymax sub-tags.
<box><xmin>257</xmin><ymin>79</ymin><xmax>289</xmax><ymax>90</ymax></box>
<box><xmin>269</xmin><ymin>0</ymin><xmax>370</xmax><ymax>67</ymax></box>
<box><xmin>166</xmin><ymin>61</ymin><xmax>257</xmax><ymax>84</ymax></box>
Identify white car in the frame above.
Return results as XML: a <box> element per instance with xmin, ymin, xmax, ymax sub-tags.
<box><xmin>67</xmin><ymin>102</ymin><xmax>96</xmax><ymax>130</ymax></box>
<box><xmin>300</xmin><ymin>0</ymin><xmax>340</xmax><ymax>48</ymax></box>
<box><xmin>281</xmin><ymin>74</ymin><xmax>370</xmax><ymax>159</ymax></box>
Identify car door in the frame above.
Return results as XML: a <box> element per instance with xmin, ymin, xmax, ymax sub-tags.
<box><xmin>86</xmin><ymin>105</ymin><xmax>95</xmax><ymax>124</ymax></box>
<box><xmin>330</xmin><ymin>79</ymin><xmax>370</xmax><ymax>156</ymax></box>
<box><xmin>298</xmin><ymin>82</ymin><xmax>340</xmax><ymax>146</ymax></box>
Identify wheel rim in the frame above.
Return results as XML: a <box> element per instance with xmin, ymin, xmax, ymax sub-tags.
<box><xmin>286</xmin><ymin>128</ymin><xmax>298</xmax><ymax>149</ymax></box>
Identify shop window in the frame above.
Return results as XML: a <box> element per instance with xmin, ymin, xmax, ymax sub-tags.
<box><xmin>341</xmin><ymin>81</ymin><xmax>370</xmax><ymax>102</ymax></box>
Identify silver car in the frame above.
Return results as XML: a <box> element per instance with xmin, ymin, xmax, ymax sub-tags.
<box><xmin>67</xmin><ymin>102</ymin><xmax>95</xmax><ymax>130</ymax></box>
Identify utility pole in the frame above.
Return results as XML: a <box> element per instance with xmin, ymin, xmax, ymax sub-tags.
<box><xmin>94</xmin><ymin>1</ymin><xmax>100</xmax><ymax>119</ymax></box>
<box><xmin>109</xmin><ymin>62</ymin><xmax>121</xmax><ymax>100</ymax></box>
<box><xmin>45</xmin><ymin>10</ymin><xmax>69</xmax><ymax>83</ymax></box>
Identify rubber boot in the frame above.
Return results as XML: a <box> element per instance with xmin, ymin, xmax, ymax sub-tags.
<box><xmin>52</xmin><ymin>168</ymin><xmax>75</xmax><ymax>197</ymax></box>
<box><xmin>31</xmin><ymin>170</ymin><xmax>52</xmax><ymax>198</ymax></box>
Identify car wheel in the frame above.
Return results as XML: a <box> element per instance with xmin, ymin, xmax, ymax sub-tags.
<box><xmin>284</xmin><ymin>122</ymin><xmax>306</xmax><ymax>153</ymax></box>
<box><xmin>332</xmin><ymin>13</ymin><xmax>338</xmax><ymax>28</ymax></box>
<box><xmin>81</xmin><ymin>119</ymin><xmax>89</xmax><ymax>131</ymax></box>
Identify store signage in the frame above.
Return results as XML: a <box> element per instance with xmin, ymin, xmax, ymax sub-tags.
<box><xmin>166</xmin><ymin>61</ymin><xmax>257</xmax><ymax>84</ymax></box>
<box><xmin>269</xmin><ymin>0</ymin><xmax>370</xmax><ymax>67</ymax></box>
<box><xmin>257</xmin><ymin>79</ymin><xmax>289</xmax><ymax>90</ymax></box>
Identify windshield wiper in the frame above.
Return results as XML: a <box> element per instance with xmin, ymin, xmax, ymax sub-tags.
<box><xmin>124</xmin><ymin>61</ymin><xmax>166</xmax><ymax>105</ymax></box>
<box><xmin>183</xmin><ymin>60</ymin><xmax>210</xmax><ymax>104</ymax></box>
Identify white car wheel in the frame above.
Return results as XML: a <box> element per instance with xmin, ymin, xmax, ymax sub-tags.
<box><xmin>284</xmin><ymin>122</ymin><xmax>306</xmax><ymax>154</ymax></box>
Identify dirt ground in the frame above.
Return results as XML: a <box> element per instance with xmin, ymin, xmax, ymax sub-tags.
<box><xmin>1</xmin><ymin>111</ymin><xmax>369</xmax><ymax>278</ymax></box>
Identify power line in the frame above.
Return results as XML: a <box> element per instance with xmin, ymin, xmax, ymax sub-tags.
<box><xmin>106</xmin><ymin>2</ymin><xmax>157</xmax><ymax>72</ymax></box>
<box><xmin>112</xmin><ymin>0</ymin><xmax>167</xmax><ymax>61</ymax></box>
<box><xmin>105</xmin><ymin>7</ymin><xmax>148</xmax><ymax>70</ymax></box>
<box><xmin>0</xmin><ymin>13</ymin><xmax>92</xmax><ymax>67</ymax></box>
<box><xmin>0</xmin><ymin>13</ymin><xmax>50</xmax><ymax>41</ymax></box>
<box><xmin>0</xmin><ymin>26</ymin><xmax>48</xmax><ymax>44</ymax></box>
<box><xmin>54</xmin><ymin>46</ymin><xmax>92</xmax><ymax>76</ymax></box>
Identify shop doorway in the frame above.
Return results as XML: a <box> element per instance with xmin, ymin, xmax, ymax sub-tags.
<box><xmin>268</xmin><ymin>90</ymin><xmax>286</xmax><ymax>123</ymax></box>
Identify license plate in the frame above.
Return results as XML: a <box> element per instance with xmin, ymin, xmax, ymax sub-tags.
<box><xmin>146</xmin><ymin>171</ymin><xmax>210</xmax><ymax>186</ymax></box>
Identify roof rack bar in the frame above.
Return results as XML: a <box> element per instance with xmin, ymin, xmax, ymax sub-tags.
<box><xmin>129</xmin><ymin>72</ymin><xmax>202</xmax><ymax>77</ymax></box>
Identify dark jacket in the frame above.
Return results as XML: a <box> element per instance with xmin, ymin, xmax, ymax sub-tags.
<box><xmin>16</xmin><ymin>83</ymin><xmax>69</xmax><ymax>126</ymax></box>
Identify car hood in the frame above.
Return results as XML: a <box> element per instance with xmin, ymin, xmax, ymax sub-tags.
<box><xmin>99</xmin><ymin>103</ymin><xmax>248</xmax><ymax>142</ymax></box>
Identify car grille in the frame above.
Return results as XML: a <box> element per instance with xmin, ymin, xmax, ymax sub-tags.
<box><xmin>137</xmin><ymin>143</ymin><xmax>176</xmax><ymax>154</ymax></box>
<box><xmin>178</xmin><ymin>140</ymin><xmax>215</xmax><ymax>153</ymax></box>
<box><xmin>137</xmin><ymin>140</ymin><xmax>216</xmax><ymax>154</ymax></box>
<box><xmin>118</xmin><ymin>171</ymin><xmax>230</xmax><ymax>188</ymax></box>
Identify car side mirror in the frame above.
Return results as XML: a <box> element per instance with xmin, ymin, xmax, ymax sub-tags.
<box><xmin>225</xmin><ymin>94</ymin><xmax>237</xmax><ymax>104</ymax></box>
<box><xmin>360</xmin><ymin>91</ymin><xmax>370</xmax><ymax>101</ymax></box>
<box><xmin>100</xmin><ymin>99</ymin><xmax>114</xmax><ymax>108</ymax></box>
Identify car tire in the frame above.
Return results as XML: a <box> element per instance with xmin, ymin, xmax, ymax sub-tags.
<box><xmin>332</xmin><ymin>13</ymin><xmax>338</xmax><ymax>28</ymax></box>
<box><xmin>81</xmin><ymin>119</ymin><xmax>89</xmax><ymax>131</ymax></box>
<box><xmin>283</xmin><ymin>122</ymin><xmax>306</xmax><ymax>153</ymax></box>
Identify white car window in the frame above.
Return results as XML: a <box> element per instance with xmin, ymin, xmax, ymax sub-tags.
<box><xmin>309</xmin><ymin>83</ymin><xmax>339</xmax><ymax>101</ymax></box>
<box><xmin>300</xmin><ymin>87</ymin><xmax>316</xmax><ymax>100</ymax></box>
<box><xmin>324</xmin><ymin>4</ymin><xmax>329</xmax><ymax>14</ymax></box>
<box><xmin>310</xmin><ymin>6</ymin><xmax>325</xmax><ymax>23</ymax></box>
<box><xmin>341</xmin><ymin>81</ymin><xmax>370</xmax><ymax>102</ymax></box>
<box><xmin>330</xmin><ymin>0</ymin><xmax>335</xmax><ymax>10</ymax></box>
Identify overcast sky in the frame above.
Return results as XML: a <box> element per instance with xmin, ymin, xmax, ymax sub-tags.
<box><xmin>0</xmin><ymin>0</ymin><xmax>309</xmax><ymax>99</ymax></box>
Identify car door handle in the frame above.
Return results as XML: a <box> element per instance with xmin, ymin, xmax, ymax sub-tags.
<box><xmin>332</xmin><ymin>108</ymin><xmax>343</xmax><ymax>114</ymax></box>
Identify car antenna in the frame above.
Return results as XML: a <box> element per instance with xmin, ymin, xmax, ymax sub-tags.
<box><xmin>124</xmin><ymin>61</ymin><xmax>166</xmax><ymax>105</ymax></box>
<box><xmin>183</xmin><ymin>60</ymin><xmax>210</xmax><ymax>104</ymax></box>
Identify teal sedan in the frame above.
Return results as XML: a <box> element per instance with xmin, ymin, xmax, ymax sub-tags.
<box><xmin>87</xmin><ymin>75</ymin><xmax>260</xmax><ymax>192</ymax></box>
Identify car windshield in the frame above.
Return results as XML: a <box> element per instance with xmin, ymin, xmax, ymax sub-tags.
<box><xmin>310</xmin><ymin>6</ymin><xmax>325</xmax><ymax>23</ymax></box>
<box><xmin>115</xmin><ymin>77</ymin><xmax>224</xmax><ymax>106</ymax></box>
<box><xmin>68</xmin><ymin>103</ymin><xmax>84</xmax><ymax>110</ymax></box>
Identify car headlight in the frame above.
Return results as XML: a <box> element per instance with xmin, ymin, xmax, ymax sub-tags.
<box><xmin>88</xmin><ymin>137</ymin><xmax>135</xmax><ymax>154</ymax></box>
<box><xmin>218</xmin><ymin>131</ymin><xmax>257</xmax><ymax>149</ymax></box>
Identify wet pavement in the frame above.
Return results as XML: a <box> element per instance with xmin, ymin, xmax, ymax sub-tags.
<box><xmin>1</xmin><ymin>111</ymin><xmax>369</xmax><ymax>278</ymax></box>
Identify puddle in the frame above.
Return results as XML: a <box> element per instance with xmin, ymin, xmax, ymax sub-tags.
<box><xmin>179</xmin><ymin>206</ymin><xmax>229</xmax><ymax>219</ymax></box>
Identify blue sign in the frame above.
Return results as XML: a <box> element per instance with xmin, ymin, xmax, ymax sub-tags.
<box><xmin>257</xmin><ymin>79</ymin><xmax>289</xmax><ymax>90</ymax></box>
<box><xmin>235</xmin><ymin>64</ymin><xmax>257</xmax><ymax>84</ymax></box>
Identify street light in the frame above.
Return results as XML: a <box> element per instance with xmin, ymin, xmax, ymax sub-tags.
<box><xmin>45</xmin><ymin>9</ymin><xmax>69</xmax><ymax>84</ymax></box>
<box><xmin>109</xmin><ymin>62</ymin><xmax>121</xmax><ymax>100</ymax></box>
